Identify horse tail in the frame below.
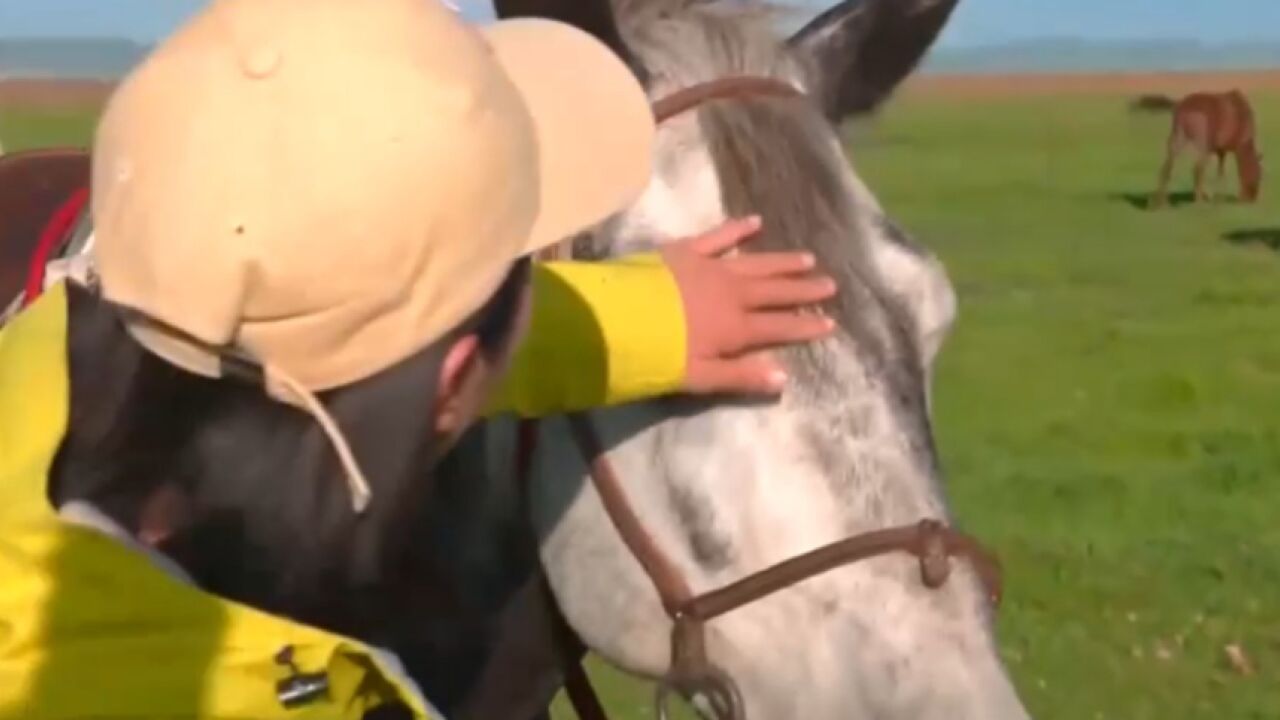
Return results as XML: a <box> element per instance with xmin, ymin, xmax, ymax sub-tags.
<box><xmin>1130</xmin><ymin>94</ymin><xmax>1178</xmax><ymax>113</ymax></box>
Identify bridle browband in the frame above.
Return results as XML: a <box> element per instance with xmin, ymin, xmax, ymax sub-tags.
<box><xmin>518</xmin><ymin>76</ymin><xmax>1003</xmax><ymax>720</ymax></box>
<box><xmin>652</xmin><ymin>76</ymin><xmax>805</xmax><ymax>123</ymax></box>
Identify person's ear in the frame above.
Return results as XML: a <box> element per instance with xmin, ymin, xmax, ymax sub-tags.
<box><xmin>434</xmin><ymin>333</ymin><xmax>482</xmax><ymax>437</ymax></box>
<box><xmin>137</xmin><ymin>483</ymin><xmax>191</xmax><ymax>548</ymax></box>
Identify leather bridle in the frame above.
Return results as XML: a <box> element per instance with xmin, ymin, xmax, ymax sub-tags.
<box><xmin>518</xmin><ymin>76</ymin><xmax>1003</xmax><ymax>720</ymax></box>
<box><xmin>651</xmin><ymin>76</ymin><xmax>807</xmax><ymax>123</ymax></box>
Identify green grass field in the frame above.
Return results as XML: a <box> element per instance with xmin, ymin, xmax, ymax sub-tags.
<box><xmin>853</xmin><ymin>90</ymin><xmax>1280</xmax><ymax>719</ymax></box>
<box><xmin>0</xmin><ymin>106</ymin><xmax>98</xmax><ymax>152</ymax></box>
<box><xmin>6</xmin><ymin>85</ymin><xmax>1277</xmax><ymax>719</ymax></box>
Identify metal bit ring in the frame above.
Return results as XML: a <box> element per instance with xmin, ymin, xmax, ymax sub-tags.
<box><xmin>655</xmin><ymin>663</ymin><xmax>745</xmax><ymax>720</ymax></box>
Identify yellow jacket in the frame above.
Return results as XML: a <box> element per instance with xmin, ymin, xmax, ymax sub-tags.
<box><xmin>488</xmin><ymin>252</ymin><xmax>685</xmax><ymax>416</ymax></box>
<box><xmin>0</xmin><ymin>258</ymin><xmax>685</xmax><ymax>719</ymax></box>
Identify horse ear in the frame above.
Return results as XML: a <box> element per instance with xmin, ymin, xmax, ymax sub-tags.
<box><xmin>787</xmin><ymin>0</ymin><xmax>961</xmax><ymax>122</ymax></box>
<box><xmin>492</xmin><ymin>0</ymin><xmax>648</xmax><ymax>83</ymax></box>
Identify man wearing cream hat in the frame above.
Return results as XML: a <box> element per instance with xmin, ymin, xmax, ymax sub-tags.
<box><xmin>0</xmin><ymin>0</ymin><xmax>833</xmax><ymax>717</ymax></box>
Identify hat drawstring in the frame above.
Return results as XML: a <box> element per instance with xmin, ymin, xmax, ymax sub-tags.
<box><xmin>265</xmin><ymin>366</ymin><xmax>374</xmax><ymax>513</ymax></box>
<box><xmin>122</xmin><ymin>313</ymin><xmax>375</xmax><ymax>514</ymax></box>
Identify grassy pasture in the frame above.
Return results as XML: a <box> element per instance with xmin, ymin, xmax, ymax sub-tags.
<box><xmin>4</xmin><ymin>73</ymin><xmax>1277</xmax><ymax>720</ymax></box>
<box><xmin>850</xmin><ymin>83</ymin><xmax>1280</xmax><ymax>720</ymax></box>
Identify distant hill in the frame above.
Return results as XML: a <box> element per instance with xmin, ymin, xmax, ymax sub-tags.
<box><xmin>1</xmin><ymin>35</ymin><xmax>1279</xmax><ymax>80</ymax></box>
<box><xmin>924</xmin><ymin>37</ymin><xmax>1280</xmax><ymax>75</ymax></box>
<box><xmin>0</xmin><ymin>38</ymin><xmax>148</xmax><ymax>80</ymax></box>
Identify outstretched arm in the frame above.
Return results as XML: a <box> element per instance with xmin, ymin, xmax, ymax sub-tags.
<box><xmin>484</xmin><ymin>217</ymin><xmax>836</xmax><ymax>418</ymax></box>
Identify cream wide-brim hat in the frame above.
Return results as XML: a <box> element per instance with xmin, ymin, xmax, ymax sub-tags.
<box><xmin>89</xmin><ymin>0</ymin><xmax>656</xmax><ymax>510</ymax></box>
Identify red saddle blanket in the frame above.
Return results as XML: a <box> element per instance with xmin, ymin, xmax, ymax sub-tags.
<box><xmin>0</xmin><ymin>148</ymin><xmax>91</xmax><ymax>316</ymax></box>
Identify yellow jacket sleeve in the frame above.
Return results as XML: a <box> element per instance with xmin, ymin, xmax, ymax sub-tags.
<box><xmin>484</xmin><ymin>252</ymin><xmax>687</xmax><ymax>418</ymax></box>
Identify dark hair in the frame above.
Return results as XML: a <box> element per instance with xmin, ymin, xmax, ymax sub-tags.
<box><xmin>473</xmin><ymin>256</ymin><xmax>532</xmax><ymax>356</ymax></box>
<box><xmin>49</xmin><ymin>256</ymin><xmax>532</xmax><ymax>640</ymax></box>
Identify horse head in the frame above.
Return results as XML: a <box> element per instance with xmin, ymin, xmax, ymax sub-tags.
<box><xmin>486</xmin><ymin>0</ymin><xmax>1033</xmax><ymax>718</ymax></box>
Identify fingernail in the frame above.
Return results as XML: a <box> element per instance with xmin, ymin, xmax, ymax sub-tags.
<box><xmin>744</xmin><ymin>215</ymin><xmax>762</xmax><ymax>228</ymax></box>
<box><xmin>767</xmin><ymin>368</ymin><xmax>788</xmax><ymax>389</ymax></box>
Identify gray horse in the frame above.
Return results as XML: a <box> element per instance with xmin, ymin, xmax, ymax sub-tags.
<box><xmin>413</xmin><ymin>1</ymin><xmax>1032</xmax><ymax>718</ymax></box>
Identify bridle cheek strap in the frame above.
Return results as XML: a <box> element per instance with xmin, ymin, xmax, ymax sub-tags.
<box><xmin>517</xmin><ymin>77</ymin><xmax>1004</xmax><ymax>720</ymax></box>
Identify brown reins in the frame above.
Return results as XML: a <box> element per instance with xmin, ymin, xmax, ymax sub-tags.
<box><xmin>519</xmin><ymin>76</ymin><xmax>1004</xmax><ymax>720</ymax></box>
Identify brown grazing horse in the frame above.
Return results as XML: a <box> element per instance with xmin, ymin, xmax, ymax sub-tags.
<box><xmin>1133</xmin><ymin>90</ymin><xmax>1263</xmax><ymax>207</ymax></box>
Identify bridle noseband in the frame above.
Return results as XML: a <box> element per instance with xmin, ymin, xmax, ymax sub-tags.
<box><xmin>519</xmin><ymin>76</ymin><xmax>1003</xmax><ymax>720</ymax></box>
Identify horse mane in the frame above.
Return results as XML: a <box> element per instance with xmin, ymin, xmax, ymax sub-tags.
<box><xmin>611</xmin><ymin>0</ymin><xmax>798</xmax><ymax>84</ymax></box>
<box><xmin>613</xmin><ymin>0</ymin><xmax>924</xmax><ymax>394</ymax></box>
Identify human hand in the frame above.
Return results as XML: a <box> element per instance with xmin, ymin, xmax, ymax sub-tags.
<box><xmin>660</xmin><ymin>215</ymin><xmax>837</xmax><ymax>395</ymax></box>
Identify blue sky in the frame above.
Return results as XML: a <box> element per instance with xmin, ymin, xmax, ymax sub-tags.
<box><xmin>1</xmin><ymin>0</ymin><xmax>1278</xmax><ymax>49</ymax></box>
